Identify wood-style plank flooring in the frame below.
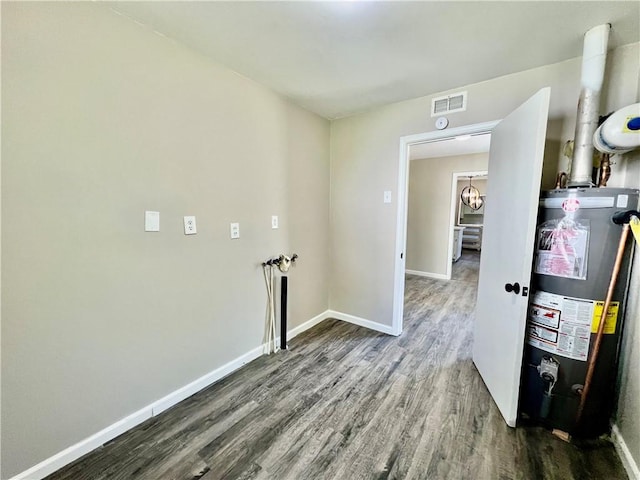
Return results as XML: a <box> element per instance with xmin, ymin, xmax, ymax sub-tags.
<box><xmin>47</xmin><ymin>250</ymin><xmax>627</xmax><ymax>479</ymax></box>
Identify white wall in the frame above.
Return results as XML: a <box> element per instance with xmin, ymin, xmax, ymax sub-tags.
<box><xmin>329</xmin><ymin>41</ymin><xmax>639</xmax><ymax>325</ymax></box>
<box><xmin>617</xmin><ymin>244</ymin><xmax>640</xmax><ymax>476</ymax></box>
<box><xmin>3</xmin><ymin>3</ymin><xmax>640</xmax><ymax>477</ymax></box>
<box><xmin>406</xmin><ymin>154</ymin><xmax>488</xmax><ymax>275</ymax></box>
<box><xmin>1</xmin><ymin>3</ymin><xmax>330</xmax><ymax>478</ymax></box>
<box><xmin>329</xmin><ymin>41</ymin><xmax>640</xmax><ymax>473</ymax></box>
<box><xmin>615</xmin><ymin>144</ymin><xmax>640</xmax><ymax>474</ymax></box>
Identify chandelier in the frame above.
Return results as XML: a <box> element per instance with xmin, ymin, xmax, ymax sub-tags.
<box><xmin>461</xmin><ymin>177</ymin><xmax>484</xmax><ymax>210</ymax></box>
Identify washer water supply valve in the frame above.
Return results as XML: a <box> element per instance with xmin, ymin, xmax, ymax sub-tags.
<box><xmin>261</xmin><ymin>254</ymin><xmax>299</xmax><ymax>354</ymax></box>
<box><xmin>262</xmin><ymin>253</ymin><xmax>298</xmax><ymax>272</ymax></box>
<box><xmin>538</xmin><ymin>356</ymin><xmax>560</xmax><ymax>419</ymax></box>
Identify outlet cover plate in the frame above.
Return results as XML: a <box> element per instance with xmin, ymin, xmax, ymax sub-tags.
<box><xmin>184</xmin><ymin>216</ymin><xmax>197</xmax><ymax>235</ymax></box>
<box><xmin>230</xmin><ymin>222</ymin><xmax>240</xmax><ymax>239</ymax></box>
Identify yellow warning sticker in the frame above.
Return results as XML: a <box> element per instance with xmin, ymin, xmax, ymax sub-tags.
<box><xmin>591</xmin><ymin>301</ymin><xmax>619</xmax><ymax>334</ymax></box>
<box><xmin>630</xmin><ymin>216</ymin><xmax>640</xmax><ymax>246</ymax></box>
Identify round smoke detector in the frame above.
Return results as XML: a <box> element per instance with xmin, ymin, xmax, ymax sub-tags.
<box><xmin>435</xmin><ymin>117</ymin><xmax>449</xmax><ymax>130</ymax></box>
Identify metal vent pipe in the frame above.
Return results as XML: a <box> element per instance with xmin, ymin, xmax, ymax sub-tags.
<box><xmin>568</xmin><ymin>24</ymin><xmax>611</xmax><ymax>187</ymax></box>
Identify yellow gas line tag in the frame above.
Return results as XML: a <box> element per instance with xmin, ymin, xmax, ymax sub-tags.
<box><xmin>630</xmin><ymin>216</ymin><xmax>640</xmax><ymax>246</ymax></box>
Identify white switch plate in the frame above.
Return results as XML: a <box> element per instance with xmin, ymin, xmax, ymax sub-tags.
<box><xmin>272</xmin><ymin>215</ymin><xmax>279</xmax><ymax>229</ymax></box>
<box><xmin>230</xmin><ymin>222</ymin><xmax>240</xmax><ymax>239</ymax></box>
<box><xmin>145</xmin><ymin>211</ymin><xmax>160</xmax><ymax>232</ymax></box>
<box><xmin>383</xmin><ymin>191</ymin><xmax>392</xmax><ymax>204</ymax></box>
<box><xmin>184</xmin><ymin>216</ymin><xmax>197</xmax><ymax>235</ymax></box>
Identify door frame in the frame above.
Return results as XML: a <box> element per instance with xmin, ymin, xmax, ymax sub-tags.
<box><xmin>392</xmin><ymin>121</ymin><xmax>500</xmax><ymax>336</ymax></box>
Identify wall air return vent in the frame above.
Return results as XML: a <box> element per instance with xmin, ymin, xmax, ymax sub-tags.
<box><xmin>431</xmin><ymin>91</ymin><xmax>467</xmax><ymax>116</ymax></box>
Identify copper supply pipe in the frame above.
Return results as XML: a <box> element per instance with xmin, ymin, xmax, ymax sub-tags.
<box><xmin>575</xmin><ymin>223</ymin><xmax>630</xmax><ymax>424</ymax></box>
<box><xmin>598</xmin><ymin>154</ymin><xmax>611</xmax><ymax>187</ymax></box>
<box><xmin>555</xmin><ymin>172</ymin><xmax>568</xmax><ymax>189</ymax></box>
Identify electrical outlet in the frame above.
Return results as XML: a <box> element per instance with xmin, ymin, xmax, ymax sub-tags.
<box><xmin>230</xmin><ymin>222</ymin><xmax>240</xmax><ymax>239</ymax></box>
<box><xmin>272</xmin><ymin>215</ymin><xmax>279</xmax><ymax>229</ymax></box>
<box><xmin>184</xmin><ymin>216</ymin><xmax>197</xmax><ymax>235</ymax></box>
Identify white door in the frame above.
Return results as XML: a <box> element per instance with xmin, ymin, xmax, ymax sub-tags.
<box><xmin>473</xmin><ymin>87</ymin><xmax>550</xmax><ymax>427</ymax></box>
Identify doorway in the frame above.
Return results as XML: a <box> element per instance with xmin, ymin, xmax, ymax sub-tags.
<box><xmin>405</xmin><ymin>151</ymin><xmax>490</xmax><ymax>281</ymax></box>
<box><xmin>453</xmin><ymin>172</ymin><xmax>488</xmax><ymax>255</ymax></box>
<box><xmin>391</xmin><ymin>121</ymin><xmax>499</xmax><ymax>336</ymax></box>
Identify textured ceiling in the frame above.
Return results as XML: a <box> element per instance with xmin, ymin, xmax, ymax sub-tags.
<box><xmin>109</xmin><ymin>1</ymin><xmax>640</xmax><ymax>120</ymax></box>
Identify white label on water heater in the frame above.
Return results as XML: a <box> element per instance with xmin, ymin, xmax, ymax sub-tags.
<box><xmin>527</xmin><ymin>290</ymin><xmax>620</xmax><ymax>361</ymax></box>
<box><xmin>616</xmin><ymin>194</ymin><xmax>629</xmax><ymax>208</ymax></box>
<box><xmin>527</xmin><ymin>291</ymin><xmax>593</xmax><ymax>361</ymax></box>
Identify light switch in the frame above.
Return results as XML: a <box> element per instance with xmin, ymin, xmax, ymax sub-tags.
<box><xmin>230</xmin><ymin>222</ymin><xmax>240</xmax><ymax>239</ymax></box>
<box><xmin>145</xmin><ymin>211</ymin><xmax>160</xmax><ymax>232</ymax></box>
<box><xmin>384</xmin><ymin>191</ymin><xmax>392</xmax><ymax>204</ymax></box>
<box><xmin>272</xmin><ymin>215</ymin><xmax>279</xmax><ymax>229</ymax></box>
<box><xmin>184</xmin><ymin>216</ymin><xmax>197</xmax><ymax>235</ymax></box>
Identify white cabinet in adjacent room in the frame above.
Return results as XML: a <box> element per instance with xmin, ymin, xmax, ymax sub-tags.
<box><xmin>452</xmin><ymin>226</ymin><xmax>465</xmax><ymax>262</ymax></box>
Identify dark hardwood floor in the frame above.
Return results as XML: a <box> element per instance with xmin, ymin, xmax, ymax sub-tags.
<box><xmin>46</xmin><ymin>250</ymin><xmax>627</xmax><ymax>479</ymax></box>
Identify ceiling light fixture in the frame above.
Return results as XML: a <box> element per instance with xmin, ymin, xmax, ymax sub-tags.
<box><xmin>461</xmin><ymin>176</ymin><xmax>484</xmax><ymax>210</ymax></box>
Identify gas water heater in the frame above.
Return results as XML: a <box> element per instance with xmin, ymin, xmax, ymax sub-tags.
<box><xmin>520</xmin><ymin>188</ymin><xmax>639</xmax><ymax>437</ymax></box>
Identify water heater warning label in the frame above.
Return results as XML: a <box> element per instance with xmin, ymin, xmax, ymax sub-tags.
<box><xmin>526</xmin><ymin>290</ymin><xmax>619</xmax><ymax>361</ymax></box>
<box><xmin>591</xmin><ymin>302</ymin><xmax>619</xmax><ymax>334</ymax></box>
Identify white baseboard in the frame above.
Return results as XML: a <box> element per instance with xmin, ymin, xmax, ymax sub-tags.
<box><xmin>405</xmin><ymin>269</ymin><xmax>449</xmax><ymax>280</ymax></box>
<box><xmin>10</xmin><ymin>407</ymin><xmax>153</xmax><ymax>480</ymax></box>
<box><xmin>327</xmin><ymin>310</ymin><xmax>396</xmax><ymax>335</ymax></box>
<box><xmin>612</xmin><ymin>424</ymin><xmax>640</xmax><ymax>480</ymax></box>
<box><xmin>9</xmin><ymin>310</ymin><xmax>330</xmax><ymax>480</ymax></box>
<box><xmin>288</xmin><ymin>310</ymin><xmax>328</xmax><ymax>340</ymax></box>
<box><xmin>150</xmin><ymin>344</ymin><xmax>264</xmax><ymax>416</ymax></box>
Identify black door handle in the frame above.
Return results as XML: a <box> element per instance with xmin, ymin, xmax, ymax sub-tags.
<box><xmin>505</xmin><ymin>282</ymin><xmax>521</xmax><ymax>295</ymax></box>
